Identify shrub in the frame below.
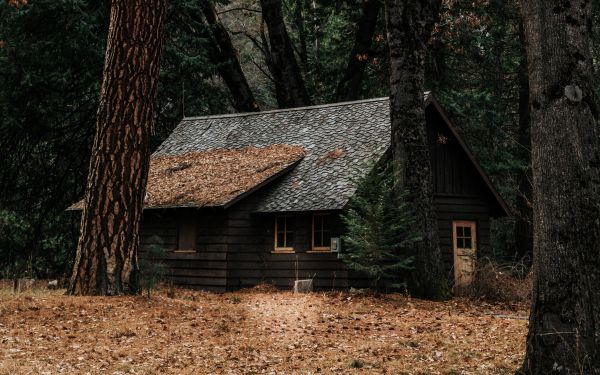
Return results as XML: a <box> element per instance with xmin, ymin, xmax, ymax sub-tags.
<box><xmin>341</xmin><ymin>161</ymin><xmax>419</xmax><ymax>291</ymax></box>
<box><xmin>349</xmin><ymin>359</ymin><xmax>365</xmax><ymax>369</ymax></box>
<box><xmin>138</xmin><ymin>244</ymin><xmax>167</xmax><ymax>298</ymax></box>
<box><xmin>0</xmin><ymin>209</ymin><xmax>74</xmax><ymax>280</ymax></box>
<box><xmin>469</xmin><ymin>258</ymin><xmax>532</xmax><ymax>302</ymax></box>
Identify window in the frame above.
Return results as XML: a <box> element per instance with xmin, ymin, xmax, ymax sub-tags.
<box><xmin>176</xmin><ymin>212</ymin><xmax>197</xmax><ymax>252</ymax></box>
<box><xmin>312</xmin><ymin>213</ymin><xmax>331</xmax><ymax>251</ymax></box>
<box><xmin>454</xmin><ymin>221</ymin><xmax>475</xmax><ymax>250</ymax></box>
<box><xmin>274</xmin><ymin>216</ymin><xmax>294</xmax><ymax>252</ymax></box>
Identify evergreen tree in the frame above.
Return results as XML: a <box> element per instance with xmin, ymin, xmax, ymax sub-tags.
<box><xmin>68</xmin><ymin>0</ymin><xmax>168</xmax><ymax>295</ymax></box>
<box><xmin>0</xmin><ymin>0</ymin><xmax>229</xmax><ymax>279</ymax></box>
<box><xmin>341</xmin><ymin>161</ymin><xmax>419</xmax><ymax>291</ymax></box>
<box><xmin>138</xmin><ymin>243</ymin><xmax>167</xmax><ymax>298</ymax></box>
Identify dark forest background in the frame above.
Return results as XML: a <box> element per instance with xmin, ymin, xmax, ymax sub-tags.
<box><xmin>1</xmin><ymin>0</ymin><xmax>598</xmax><ymax>279</ymax></box>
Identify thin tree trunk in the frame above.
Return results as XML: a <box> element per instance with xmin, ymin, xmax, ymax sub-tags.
<box><xmin>335</xmin><ymin>0</ymin><xmax>382</xmax><ymax>102</ymax></box>
<box><xmin>385</xmin><ymin>0</ymin><xmax>447</xmax><ymax>299</ymax></box>
<box><xmin>513</xmin><ymin>20</ymin><xmax>532</xmax><ymax>265</ymax></box>
<box><xmin>520</xmin><ymin>0</ymin><xmax>600</xmax><ymax>372</ymax></box>
<box><xmin>68</xmin><ymin>0</ymin><xmax>167</xmax><ymax>295</ymax></box>
<box><xmin>293</xmin><ymin>0</ymin><xmax>308</xmax><ymax>68</ymax></box>
<box><xmin>311</xmin><ymin>0</ymin><xmax>320</xmax><ymax>69</ymax></box>
<box><xmin>260</xmin><ymin>0</ymin><xmax>311</xmax><ymax>108</ymax></box>
<box><xmin>200</xmin><ymin>1</ymin><xmax>259</xmax><ymax>112</ymax></box>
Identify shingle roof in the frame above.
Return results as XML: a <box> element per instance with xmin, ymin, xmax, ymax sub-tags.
<box><xmin>155</xmin><ymin>97</ymin><xmax>392</xmax><ymax>212</ymax></box>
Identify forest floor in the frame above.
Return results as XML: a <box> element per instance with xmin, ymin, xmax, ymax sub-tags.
<box><xmin>0</xmin><ymin>284</ymin><xmax>528</xmax><ymax>374</ymax></box>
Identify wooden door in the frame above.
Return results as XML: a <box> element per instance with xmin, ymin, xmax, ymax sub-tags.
<box><xmin>452</xmin><ymin>220</ymin><xmax>477</xmax><ymax>293</ymax></box>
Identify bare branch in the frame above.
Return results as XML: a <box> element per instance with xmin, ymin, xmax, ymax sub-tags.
<box><xmin>217</xmin><ymin>7</ymin><xmax>261</xmax><ymax>15</ymax></box>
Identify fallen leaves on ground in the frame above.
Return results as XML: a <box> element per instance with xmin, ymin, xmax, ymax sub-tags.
<box><xmin>0</xmin><ymin>287</ymin><xmax>527</xmax><ymax>374</ymax></box>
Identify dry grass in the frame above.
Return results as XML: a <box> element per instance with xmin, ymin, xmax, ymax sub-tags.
<box><xmin>71</xmin><ymin>144</ymin><xmax>304</xmax><ymax>210</ymax></box>
<box><xmin>0</xmin><ymin>285</ymin><xmax>528</xmax><ymax>374</ymax></box>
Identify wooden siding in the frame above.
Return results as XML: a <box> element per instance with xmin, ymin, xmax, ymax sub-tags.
<box><xmin>139</xmin><ymin>209</ymin><xmax>229</xmax><ymax>291</ymax></box>
<box><xmin>139</xmin><ymin>198</ymin><xmax>490</xmax><ymax>291</ymax></box>
<box><xmin>225</xmin><ymin>196</ymin><xmax>358</xmax><ymax>291</ymax></box>
<box><xmin>434</xmin><ymin>195</ymin><xmax>492</xmax><ymax>281</ymax></box>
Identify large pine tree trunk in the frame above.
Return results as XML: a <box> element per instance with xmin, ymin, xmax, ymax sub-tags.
<box><xmin>520</xmin><ymin>1</ymin><xmax>600</xmax><ymax>372</ymax></box>
<box><xmin>385</xmin><ymin>0</ymin><xmax>446</xmax><ymax>299</ymax></box>
<box><xmin>260</xmin><ymin>0</ymin><xmax>311</xmax><ymax>108</ymax></box>
<box><xmin>68</xmin><ymin>0</ymin><xmax>167</xmax><ymax>295</ymax></box>
<box><xmin>200</xmin><ymin>1</ymin><xmax>259</xmax><ymax>112</ymax></box>
<box><xmin>513</xmin><ymin>19</ymin><xmax>533</xmax><ymax>265</ymax></box>
<box><xmin>335</xmin><ymin>0</ymin><xmax>381</xmax><ymax>102</ymax></box>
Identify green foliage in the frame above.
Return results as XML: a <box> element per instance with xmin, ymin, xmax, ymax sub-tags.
<box><xmin>138</xmin><ymin>244</ymin><xmax>168</xmax><ymax>298</ymax></box>
<box><xmin>283</xmin><ymin>0</ymin><xmax>390</xmax><ymax>103</ymax></box>
<box><xmin>427</xmin><ymin>0</ymin><xmax>528</xmax><ymax>260</ymax></box>
<box><xmin>0</xmin><ymin>0</ymin><xmax>228</xmax><ymax>278</ymax></box>
<box><xmin>0</xmin><ymin>0</ymin><xmax>558</xmax><ymax>278</ymax></box>
<box><xmin>0</xmin><ymin>210</ymin><xmax>29</xmax><ymax>278</ymax></box>
<box><xmin>341</xmin><ymin>161</ymin><xmax>419</xmax><ymax>291</ymax></box>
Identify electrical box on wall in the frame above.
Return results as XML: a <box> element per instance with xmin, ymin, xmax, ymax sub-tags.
<box><xmin>331</xmin><ymin>237</ymin><xmax>341</xmax><ymax>253</ymax></box>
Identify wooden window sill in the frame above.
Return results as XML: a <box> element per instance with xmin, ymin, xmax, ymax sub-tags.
<box><xmin>173</xmin><ymin>250</ymin><xmax>196</xmax><ymax>253</ymax></box>
<box><xmin>272</xmin><ymin>249</ymin><xmax>295</xmax><ymax>254</ymax></box>
<box><xmin>307</xmin><ymin>249</ymin><xmax>332</xmax><ymax>253</ymax></box>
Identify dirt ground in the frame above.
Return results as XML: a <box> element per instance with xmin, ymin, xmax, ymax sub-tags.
<box><xmin>0</xmin><ymin>285</ymin><xmax>527</xmax><ymax>374</ymax></box>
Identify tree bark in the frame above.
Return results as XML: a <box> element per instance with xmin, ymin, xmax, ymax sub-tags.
<box><xmin>385</xmin><ymin>0</ymin><xmax>447</xmax><ymax>299</ymax></box>
<box><xmin>68</xmin><ymin>0</ymin><xmax>167</xmax><ymax>295</ymax></box>
<box><xmin>293</xmin><ymin>0</ymin><xmax>308</xmax><ymax>68</ymax></box>
<box><xmin>335</xmin><ymin>0</ymin><xmax>382</xmax><ymax>102</ymax></box>
<box><xmin>513</xmin><ymin>19</ymin><xmax>533</xmax><ymax>265</ymax></box>
<box><xmin>260</xmin><ymin>0</ymin><xmax>311</xmax><ymax>108</ymax></box>
<box><xmin>520</xmin><ymin>0</ymin><xmax>600</xmax><ymax>372</ymax></box>
<box><xmin>200</xmin><ymin>1</ymin><xmax>259</xmax><ymax>112</ymax></box>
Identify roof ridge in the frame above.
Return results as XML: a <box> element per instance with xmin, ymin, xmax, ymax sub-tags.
<box><xmin>181</xmin><ymin>97</ymin><xmax>390</xmax><ymax>121</ymax></box>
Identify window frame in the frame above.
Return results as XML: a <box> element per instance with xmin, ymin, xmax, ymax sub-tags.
<box><xmin>311</xmin><ymin>213</ymin><xmax>332</xmax><ymax>252</ymax></box>
<box><xmin>274</xmin><ymin>215</ymin><xmax>295</xmax><ymax>253</ymax></box>
<box><xmin>452</xmin><ymin>220</ymin><xmax>477</xmax><ymax>251</ymax></box>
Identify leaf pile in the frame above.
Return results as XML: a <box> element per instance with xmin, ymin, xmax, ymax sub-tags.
<box><xmin>0</xmin><ymin>287</ymin><xmax>527</xmax><ymax>374</ymax></box>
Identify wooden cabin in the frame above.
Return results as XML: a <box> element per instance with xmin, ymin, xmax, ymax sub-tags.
<box><xmin>134</xmin><ymin>94</ymin><xmax>510</xmax><ymax>292</ymax></box>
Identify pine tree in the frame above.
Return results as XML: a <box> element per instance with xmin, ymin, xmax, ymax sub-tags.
<box><xmin>341</xmin><ymin>161</ymin><xmax>419</xmax><ymax>291</ymax></box>
<box><xmin>68</xmin><ymin>0</ymin><xmax>168</xmax><ymax>295</ymax></box>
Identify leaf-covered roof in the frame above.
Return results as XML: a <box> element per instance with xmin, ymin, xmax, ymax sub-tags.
<box><xmin>70</xmin><ymin>145</ymin><xmax>304</xmax><ymax>210</ymax></box>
